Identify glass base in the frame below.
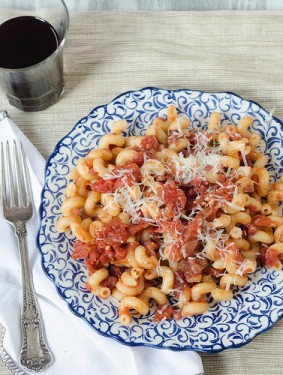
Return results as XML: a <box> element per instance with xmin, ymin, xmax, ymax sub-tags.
<box><xmin>7</xmin><ymin>82</ymin><xmax>65</xmax><ymax>112</ymax></box>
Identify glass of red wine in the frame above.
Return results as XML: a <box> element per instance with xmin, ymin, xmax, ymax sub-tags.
<box><xmin>0</xmin><ymin>0</ymin><xmax>69</xmax><ymax>111</ymax></box>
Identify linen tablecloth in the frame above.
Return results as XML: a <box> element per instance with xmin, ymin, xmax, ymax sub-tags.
<box><xmin>1</xmin><ymin>11</ymin><xmax>283</xmax><ymax>375</ymax></box>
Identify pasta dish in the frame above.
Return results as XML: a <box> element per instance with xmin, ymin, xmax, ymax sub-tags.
<box><xmin>56</xmin><ymin>105</ymin><xmax>283</xmax><ymax>324</ymax></box>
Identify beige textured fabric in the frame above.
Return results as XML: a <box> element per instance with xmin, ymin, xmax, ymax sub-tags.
<box><xmin>1</xmin><ymin>10</ymin><xmax>283</xmax><ymax>375</ymax></box>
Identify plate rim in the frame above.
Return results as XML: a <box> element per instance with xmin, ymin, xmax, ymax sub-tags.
<box><xmin>36</xmin><ymin>87</ymin><xmax>283</xmax><ymax>352</ymax></box>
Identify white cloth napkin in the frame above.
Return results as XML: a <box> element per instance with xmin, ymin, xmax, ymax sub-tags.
<box><xmin>0</xmin><ymin>113</ymin><xmax>204</xmax><ymax>375</ymax></box>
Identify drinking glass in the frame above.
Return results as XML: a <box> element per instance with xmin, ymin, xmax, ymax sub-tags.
<box><xmin>0</xmin><ymin>0</ymin><xmax>69</xmax><ymax>112</ymax></box>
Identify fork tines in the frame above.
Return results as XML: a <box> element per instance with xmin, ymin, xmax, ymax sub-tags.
<box><xmin>0</xmin><ymin>141</ymin><xmax>32</xmax><ymax>209</ymax></box>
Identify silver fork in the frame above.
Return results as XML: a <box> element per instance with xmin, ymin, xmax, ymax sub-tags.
<box><xmin>0</xmin><ymin>141</ymin><xmax>52</xmax><ymax>372</ymax></box>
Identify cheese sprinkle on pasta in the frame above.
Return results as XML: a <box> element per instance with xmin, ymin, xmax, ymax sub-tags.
<box><xmin>57</xmin><ymin>105</ymin><xmax>283</xmax><ymax>325</ymax></box>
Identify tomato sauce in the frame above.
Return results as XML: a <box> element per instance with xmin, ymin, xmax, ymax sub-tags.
<box><xmin>153</xmin><ymin>304</ymin><xmax>174</xmax><ymax>322</ymax></box>
<box><xmin>132</xmin><ymin>150</ymin><xmax>145</xmax><ymax>166</ymax></box>
<box><xmin>162</xmin><ymin>182</ymin><xmax>187</xmax><ymax>218</ymax></box>
<box><xmin>247</xmin><ymin>223</ymin><xmax>258</xmax><ymax>235</ymax></box>
<box><xmin>140</xmin><ymin>135</ymin><xmax>160</xmax><ymax>151</ymax></box>
<box><xmin>179</xmin><ymin>257</ymin><xmax>208</xmax><ymax>281</ymax></box>
<box><xmin>72</xmin><ymin>218</ymin><xmax>150</xmax><ymax>274</ymax></box>
<box><xmin>173</xmin><ymin>270</ymin><xmax>190</xmax><ymax>299</ymax></box>
<box><xmin>89</xmin><ymin>163</ymin><xmax>142</xmax><ymax>193</ymax></box>
<box><xmin>252</xmin><ymin>214</ymin><xmax>276</xmax><ymax>228</ymax></box>
<box><xmin>265</xmin><ymin>248</ymin><xmax>279</xmax><ymax>268</ymax></box>
<box><xmin>101</xmin><ymin>276</ymin><xmax>118</xmax><ymax>290</ymax></box>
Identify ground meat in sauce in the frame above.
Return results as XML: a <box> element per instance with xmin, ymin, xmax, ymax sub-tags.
<box><xmin>66</xmin><ymin>124</ymin><xmax>283</xmax><ymax>323</ymax></box>
<box><xmin>162</xmin><ymin>182</ymin><xmax>187</xmax><ymax>218</ymax></box>
<box><xmin>72</xmin><ymin>218</ymin><xmax>151</xmax><ymax>274</ymax></box>
<box><xmin>179</xmin><ymin>258</ymin><xmax>208</xmax><ymax>281</ymax></box>
<box><xmin>89</xmin><ymin>163</ymin><xmax>142</xmax><ymax>193</ymax></box>
<box><xmin>153</xmin><ymin>304</ymin><xmax>174</xmax><ymax>322</ymax></box>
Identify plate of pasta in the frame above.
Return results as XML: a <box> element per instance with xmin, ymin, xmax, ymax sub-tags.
<box><xmin>38</xmin><ymin>87</ymin><xmax>283</xmax><ymax>352</ymax></box>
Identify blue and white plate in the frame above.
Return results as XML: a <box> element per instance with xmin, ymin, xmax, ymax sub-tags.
<box><xmin>37</xmin><ymin>87</ymin><xmax>283</xmax><ymax>352</ymax></box>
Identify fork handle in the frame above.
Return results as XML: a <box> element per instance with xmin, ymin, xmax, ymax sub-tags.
<box><xmin>15</xmin><ymin>222</ymin><xmax>53</xmax><ymax>372</ymax></box>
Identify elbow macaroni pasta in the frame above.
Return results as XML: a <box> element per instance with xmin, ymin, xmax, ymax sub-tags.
<box><xmin>57</xmin><ymin>106</ymin><xmax>283</xmax><ymax>325</ymax></box>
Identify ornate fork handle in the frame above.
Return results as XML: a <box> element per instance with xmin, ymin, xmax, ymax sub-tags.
<box><xmin>15</xmin><ymin>221</ymin><xmax>52</xmax><ymax>372</ymax></box>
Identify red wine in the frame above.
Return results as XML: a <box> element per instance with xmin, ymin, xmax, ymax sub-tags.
<box><xmin>0</xmin><ymin>15</ymin><xmax>65</xmax><ymax>111</ymax></box>
<box><xmin>0</xmin><ymin>16</ymin><xmax>59</xmax><ymax>69</ymax></box>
